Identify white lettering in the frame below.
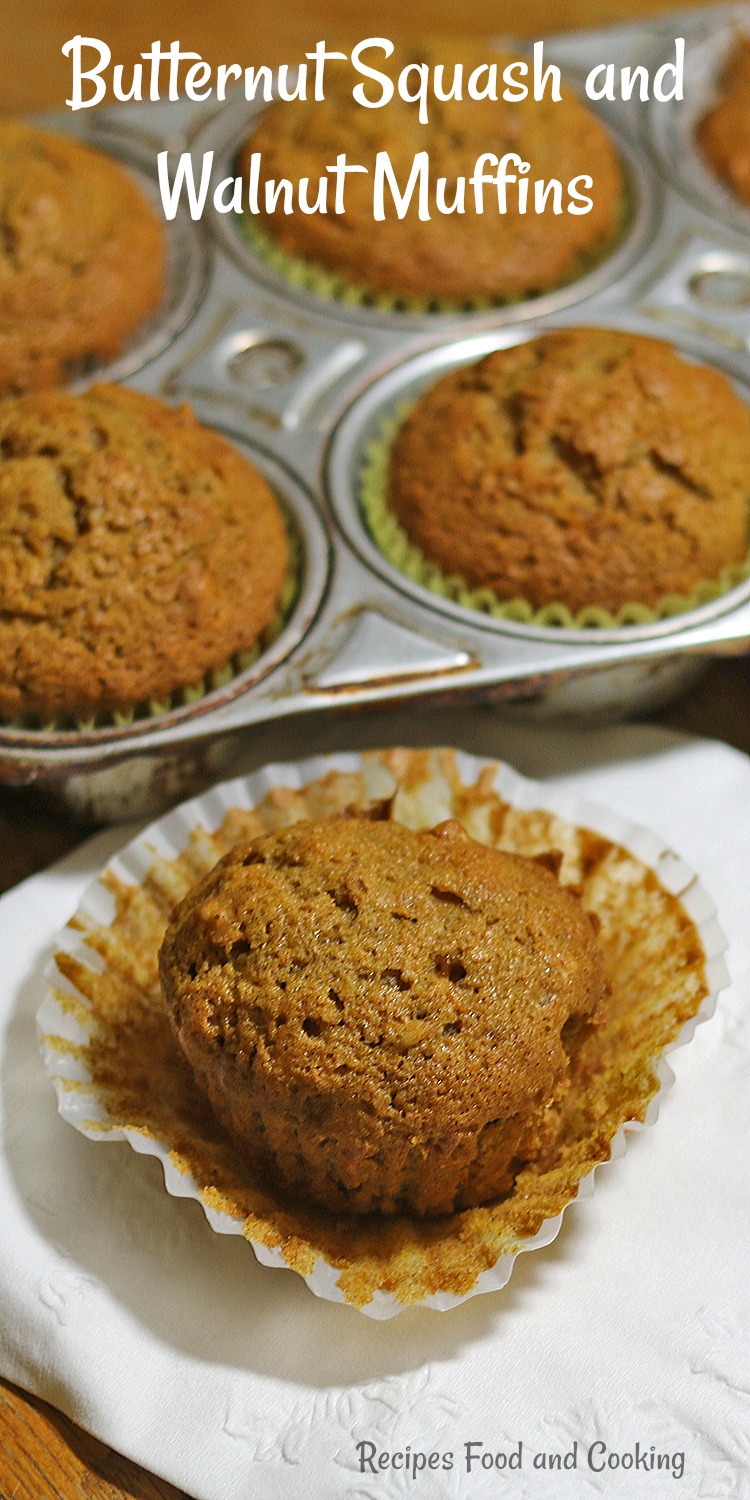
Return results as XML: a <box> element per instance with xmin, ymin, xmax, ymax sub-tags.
<box><xmin>654</xmin><ymin>37</ymin><xmax>684</xmax><ymax>101</ymax></box>
<box><xmin>62</xmin><ymin>35</ymin><xmax>111</xmax><ymax>109</ymax></box>
<box><xmin>568</xmin><ymin>174</ymin><xmax>593</xmax><ymax>213</ymax></box>
<box><xmin>213</xmin><ymin>175</ymin><xmax>243</xmax><ymax>213</ymax></box>
<box><xmin>398</xmin><ymin>61</ymin><xmax>430</xmax><ymax>123</ymax></box>
<box><xmin>585</xmin><ymin>62</ymin><xmax>616</xmax><ymax>100</ymax></box>
<box><xmin>157</xmin><ymin>150</ymin><xmax>213</xmax><ymax>221</ymax></box>
<box><xmin>327</xmin><ymin>153</ymin><xmax>369</xmax><ymax>213</ymax></box>
<box><xmin>435</xmin><ymin>63</ymin><xmax>465</xmax><ymax>102</ymax></box>
<box><xmin>502</xmin><ymin>60</ymin><xmax>528</xmax><ymax>101</ymax></box>
<box><xmin>217</xmin><ymin>63</ymin><xmax>241</xmax><ymax>100</ymax></box>
<box><xmin>373</xmin><ymin>151</ymin><xmax>430</xmax><ymax>220</ymax></box>
<box><xmin>351</xmin><ymin>39</ymin><xmax>395</xmax><ymax>108</ymax></box>
<box><xmin>533</xmin><ymin>41</ymin><xmax>561</xmax><ymax>100</ymax></box>
<box><xmin>305</xmin><ymin>41</ymin><xmax>347</xmax><ymax>100</ymax></box>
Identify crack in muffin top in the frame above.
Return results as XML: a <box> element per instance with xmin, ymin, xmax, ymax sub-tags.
<box><xmin>0</xmin><ymin>121</ymin><xmax>165</xmax><ymax>395</ymax></box>
<box><xmin>387</xmin><ymin>327</ymin><xmax>750</xmax><ymax>613</ymax></box>
<box><xmin>0</xmin><ymin>384</ymin><xmax>289</xmax><ymax>721</ymax></box>
<box><xmin>160</xmin><ymin>816</ymin><xmax>606</xmax><ymax>1126</ymax></box>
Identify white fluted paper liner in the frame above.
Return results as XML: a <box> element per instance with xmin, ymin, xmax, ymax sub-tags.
<box><xmin>37</xmin><ymin>749</ymin><xmax>728</xmax><ymax>1319</ymax></box>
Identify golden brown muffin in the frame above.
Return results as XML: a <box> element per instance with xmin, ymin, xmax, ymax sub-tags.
<box><xmin>387</xmin><ymin>327</ymin><xmax>750</xmax><ymax>615</ymax></box>
<box><xmin>0</xmin><ymin>384</ymin><xmax>289</xmax><ymax>723</ymax></box>
<box><xmin>697</xmin><ymin>37</ymin><xmax>750</xmax><ymax>207</ymax></box>
<box><xmin>159</xmin><ymin>816</ymin><xmax>607</xmax><ymax>1218</ymax></box>
<box><xmin>0</xmin><ymin>121</ymin><xmax>165</xmax><ymax>396</ymax></box>
<box><xmin>241</xmin><ymin>42</ymin><xmax>624</xmax><ymax>304</ymax></box>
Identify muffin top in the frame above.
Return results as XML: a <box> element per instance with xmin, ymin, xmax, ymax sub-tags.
<box><xmin>159</xmin><ymin>816</ymin><xmax>605</xmax><ymax>1136</ymax></box>
<box><xmin>388</xmin><ymin>327</ymin><xmax>750</xmax><ymax>614</ymax></box>
<box><xmin>0</xmin><ymin>384</ymin><xmax>289</xmax><ymax>722</ymax></box>
<box><xmin>0</xmin><ymin>121</ymin><xmax>165</xmax><ymax>396</ymax></box>
<box><xmin>241</xmin><ymin>42</ymin><xmax>623</xmax><ymax>303</ymax></box>
<box><xmin>697</xmin><ymin>37</ymin><xmax>750</xmax><ymax>208</ymax></box>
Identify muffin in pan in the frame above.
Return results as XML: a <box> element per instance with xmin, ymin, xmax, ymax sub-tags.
<box><xmin>159</xmin><ymin>815</ymin><xmax>607</xmax><ymax>1218</ymax></box>
<box><xmin>0</xmin><ymin>121</ymin><xmax>165</xmax><ymax>396</ymax></box>
<box><xmin>0</xmin><ymin>384</ymin><xmax>290</xmax><ymax>726</ymax></box>
<box><xmin>239</xmin><ymin>41</ymin><xmax>625</xmax><ymax>309</ymax></box>
<box><xmin>696</xmin><ymin>35</ymin><xmax>750</xmax><ymax>209</ymax></box>
<box><xmin>40</xmin><ymin>748</ymin><xmax>721</xmax><ymax>1313</ymax></box>
<box><xmin>375</xmin><ymin>327</ymin><xmax>750</xmax><ymax>625</ymax></box>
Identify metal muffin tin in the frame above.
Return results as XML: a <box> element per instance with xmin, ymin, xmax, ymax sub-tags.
<box><xmin>6</xmin><ymin>3</ymin><xmax>750</xmax><ymax>820</ymax></box>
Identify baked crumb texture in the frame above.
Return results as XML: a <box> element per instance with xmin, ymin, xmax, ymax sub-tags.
<box><xmin>49</xmin><ymin>749</ymin><xmax>709</xmax><ymax>1308</ymax></box>
<box><xmin>159</xmin><ymin>817</ymin><xmax>607</xmax><ymax>1217</ymax></box>
<box><xmin>697</xmin><ymin>37</ymin><xmax>750</xmax><ymax>207</ymax></box>
<box><xmin>0</xmin><ymin>384</ymin><xmax>289</xmax><ymax>723</ymax></box>
<box><xmin>240</xmin><ymin>43</ymin><xmax>624</xmax><ymax>304</ymax></box>
<box><xmin>0</xmin><ymin>121</ymin><xmax>165</xmax><ymax>396</ymax></box>
<box><xmin>388</xmin><ymin>328</ymin><xmax>750</xmax><ymax>615</ymax></box>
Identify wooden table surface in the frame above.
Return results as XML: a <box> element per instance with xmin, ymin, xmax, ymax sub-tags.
<box><xmin>0</xmin><ymin>0</ymin><xmax>744</xmax><ymax>1496</ymax></box>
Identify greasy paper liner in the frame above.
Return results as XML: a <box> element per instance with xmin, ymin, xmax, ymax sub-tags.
<box><xmin>240</xmin><ymin>180</ymin><xmax>632</xmax><ymax>317</ymax></box>
<box><xmin>361</xmin><ymin>407</ymin><xmax>750</xmax><ymax>629</ymax></box>
<box><xmin>0</xmin><ymin>513</ymin><xmax>301</xmax><ymax>734</ymax></box>
<box><xmin>37</xmin><ymin>749</ymin><xmax>728</xmax><ymax>1319</ymax></box>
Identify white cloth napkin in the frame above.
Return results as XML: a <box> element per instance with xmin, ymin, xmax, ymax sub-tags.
<box><xmin>1</xmin><ymin>710</ymin><xmax>749</xmax><ymax>1500</ymax></box>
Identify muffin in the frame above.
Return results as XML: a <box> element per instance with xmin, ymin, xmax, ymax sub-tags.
<box><xmin>0</xmin><ymin>121</ymin><xmax>165</xmax><ymax>396</ymax></box>
<box><xmin>45</xmin><ymin>746</ymin><xmax>717</xmax><ymax>1309</ymax></box>
<box><xmin>697</xmin><ymin>37</ymin><xmax>750</xmax><ymax>207</ymax></box>
<box><xmin>0</xmin><ymin>384</ymin><xmax>289</xmax><ymax>724</ymax></box>
<box><xmin>159</xmin><ymin>815</ymin><xmax>607</xmax><ymax>1218</ymax></box>
<box><xmin>240</xmin><ymin>42</ymin><xmax>624</xmax><ymax>305</ymax></box>
<box><xmin>386</xmin><ymin>327</ymin><xmax>750</xmax><ymax>617</ymax></box>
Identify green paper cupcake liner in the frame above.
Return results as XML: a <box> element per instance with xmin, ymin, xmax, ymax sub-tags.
<box><xmin>359</xmin><ymin>406</ymin><xmax>750</xmax><ymax>631</ymax></box>
<box><xmin>2</xmin><ymin>510</ymin><xmax>302</xmax><ymax>735</ymax></box>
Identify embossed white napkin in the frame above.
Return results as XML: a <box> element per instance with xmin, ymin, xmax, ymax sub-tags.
<box><xmin>1</xmin><ymin>712</ymin><xmax>748</xmax><ymax>1500</ymax></box>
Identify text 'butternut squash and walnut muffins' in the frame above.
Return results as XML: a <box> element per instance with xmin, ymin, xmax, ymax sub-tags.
<box><xmin>385</xmin><ymin>327</ymin><xmax>750</xmax><ymax>619</ymax></box>
<box><xmin>240</xmin><ymin>42</ymin><xmax>624</xmax><ymax>307</ymax></box>
<box><xmin>0</xmin><ymin>384</ymin><xmax>289</xmax><ymax>725</ymax></box>
<box><xmin>0</xmin><ymin>121</ymin><xmax>165</xmax><ymax>396</ymax></box>
<box><xmin>159</xmin><ymin>815</ymin><xmax>607</xmax><ymax>1218</ymax></box>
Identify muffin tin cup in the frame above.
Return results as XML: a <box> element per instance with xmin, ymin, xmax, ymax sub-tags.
<box><xmin>195</xmin><ymin>91</ymin><xmax>660</xmax><ymax>333</ymax></box>
<box><xmin>7</xmin><ymin>11</ymin><xmax>750</xmax><ymax>821</ymax></box>
<box><xmin>0</xmin><ymin>438</ymin><xmax>332</xmax><ymax>821</ymax></box>
<box><xmin>36</xmin><ymin>747</ymin><xmax>729</xmax><ymax>1318</ymax></box>
<box><xmin>325</xmin><ymin>313</ymin><xmax>750</xmax><ymax>646</ymax></box>
<box><xmin>647</xmin><ymin>6</ymin><xmax>750</xmax><ymax>237</ymax></box>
